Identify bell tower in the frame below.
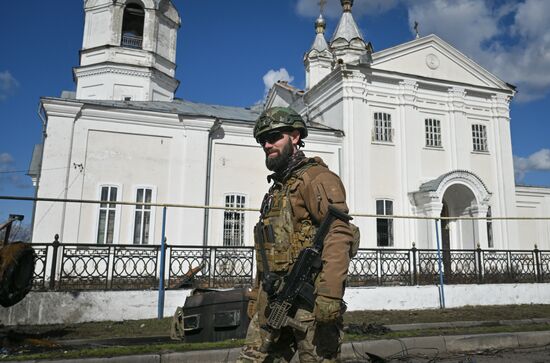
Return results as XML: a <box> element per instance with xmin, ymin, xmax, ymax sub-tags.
<box><xmin>304</xmin><ymin>14</ymin><xmax>333</xmax><ymax>90</ymax></box>
<box><xmin>330</xmin><ymin>0</ymin><xmax>372</xmax><ymax>65</ymax></box>
<box><xmin>74</xmin><ymin>0</ymin><xmax>180</xmax><ymax>101</ymax></box>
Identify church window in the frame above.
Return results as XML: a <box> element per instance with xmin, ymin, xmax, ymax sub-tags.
<box><xmin>472</xmin><ymin>124</ymin><xmax>488</xmax><ymax>152</ymax></box>
<box><xmin>121</xmin><ymin>3</ymin><xmax>145</xmax><ymax>49</ymax></box>
<box><xmin>133</xmin><ymin>187</ymin><xmax>153</xmax><ymax>244</ymax></box>
<box><xmin>223</xmin><ymin>194</ymin><xmax>246</xmax><ymax>246</ymax></box>
<box><xmin>97</xmin><ymin>186</ymin><xmax>118</xmax><ymax>244</ymax></box>
<box><xmin>425</xmin><ymin>118</ymin><xmax>442</xmax><ymax>147</ymax></box>
<box><xmin>376</xmin><ymin>199</ymin><xmax>393</xmax><ymax>247</ymax></box>
<box><xmin>373</xmin><ymin>112</ymin><xmax>393</xmax><ymax>143</ymax></box>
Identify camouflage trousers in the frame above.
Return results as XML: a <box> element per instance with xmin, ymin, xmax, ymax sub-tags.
<box><xmin>236</xmin><ymin>306</ymin><xmax>343</xmax><ymax>363</ymax></box>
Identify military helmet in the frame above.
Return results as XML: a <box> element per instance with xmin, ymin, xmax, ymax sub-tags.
<box><xmin>253</xmin><ymin>107</ymin><xmax>308</xmax><ymax>142</ymax></box>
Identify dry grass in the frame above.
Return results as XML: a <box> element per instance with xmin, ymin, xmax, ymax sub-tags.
<box><xmin>2</xmin><ymin>304</ymin><xmax>550</xmax><ymax>342</ymax></box>
<box><xmin>344</xmin><ymin>304</ymin><xmax>550</xmax><ymax>325</ymax></box>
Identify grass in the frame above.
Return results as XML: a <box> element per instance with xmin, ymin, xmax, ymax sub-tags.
<box><xmin>0</xmin><ymin>340</ymin><xmax>244</xmax><ymax>362</ymax></box>
<box><xmin>2</xmin><ymin>304</ymin><xmax>550</xmax><ymax>361</ymax></box>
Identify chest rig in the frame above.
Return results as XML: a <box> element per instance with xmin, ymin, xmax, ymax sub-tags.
<box><xmin>255</xmin><ymin>162</ymin><xmax>317</xmax><ymax>273</ymax></box>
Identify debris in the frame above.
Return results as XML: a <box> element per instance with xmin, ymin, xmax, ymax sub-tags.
<box><xmin>344</xmin><ymin>322</ymin><xmax>391</xmax><ymax>335</ymax></box>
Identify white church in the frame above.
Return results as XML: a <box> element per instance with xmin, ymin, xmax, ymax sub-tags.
<box><xmin>30</xmin><ymin>0</ymin><xmax>550</xmax><ymax>252</ymax></box>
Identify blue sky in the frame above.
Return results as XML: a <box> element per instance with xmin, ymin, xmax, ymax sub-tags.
<box><xmin>1</xmin><ymin>0</ymin><xmax>549</xmax><ymax>223</ymax></box>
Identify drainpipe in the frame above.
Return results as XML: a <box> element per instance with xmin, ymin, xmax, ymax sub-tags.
<box><xmin>31</xmin><ymin>102</ymin><xmax>48</xmax><ymax>241</ymax></box>
<box><xmin>202</xmin><ymin>118</ymin><xmax>224</xmax><ymax>246</ymax></box>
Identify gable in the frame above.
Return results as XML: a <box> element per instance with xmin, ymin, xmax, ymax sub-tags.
<box><xmin>372</xmin><ymin>34</ymin><xmax>511</xmax><ymax>91</ymax></box>
<box><xmin>265</xmin><ymin>82</ymin><xmax>304</xmax><ymax>110</ymax></box>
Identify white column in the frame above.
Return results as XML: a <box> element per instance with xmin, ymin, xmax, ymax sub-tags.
<box><xmin>491</xmin><ymin>94</ymin><xmax>516</xmax><ymax>249</ymax></box>
<box><xmin>448</xmin><ymin>87</ymin><xmax>467</xmax><ymax>170</ymax></box>
<box><xmin>471</xmin><ymin>204</ymin><xmax>490</xmax><ymax>249</ymax></box>
<box><xmin>340</xmin><ymin>69</ymin><xmax>366</xmax><ymax>214</ymax></box>
<box><xmin>415</xmin><ymin>195</ymin><xmax>443</xmax><ymax>250</ymax></box>
<box><xmin>398</xmin><ymin>79</ymin><xmax>418</xmax><ymax>248</ymax></box>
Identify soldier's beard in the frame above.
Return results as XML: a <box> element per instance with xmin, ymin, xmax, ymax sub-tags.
<box><xmin>265</xmin><ymin>138</ymin><xmax>293</xmax><ymax>172</ymax></box>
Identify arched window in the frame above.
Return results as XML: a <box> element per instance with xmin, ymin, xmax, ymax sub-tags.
<box><xmin>121</xmin><ymin>3</ymin><xmax>145</xmax><ymax>49</ymax></box>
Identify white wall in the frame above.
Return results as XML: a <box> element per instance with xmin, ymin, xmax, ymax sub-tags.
<box><xmin>33</xmin><ymin>100</ymin><xmax>344</xmax><ymax>248</ymax></box>
<box><xmin>4</xmin><ymin>284</ymin><xmax>550</xmax><ymax>325</ymax></box>
<box><xmin>516</xmin><ymin>186</ymin><xmax>550</xmax><ymax>250</ymax></box>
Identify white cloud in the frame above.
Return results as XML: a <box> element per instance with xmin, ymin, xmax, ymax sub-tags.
<box><xmin>0</xmin><ymin>152</ymin><xmax>14</xmax><ymax>164</ymax></box>
<box><xmin>0</xmin><ymin>152</ymin><xmax>31</xmax><ymax>190</ymax></box>
<box><xmin>408</xmin><ymin>0</ymin><xmax>499</xmax><ymax>59</ymax></box>
<box><xmin>262</xmin><ymin>68</ymin><xmax>294</xmax><ymax>95</ymax></box>
<box><xmin>0</xmin><ymin>71</ymin><xmax>20</xmax><ymax>100</ymax></box>
<box><xmin>514</xmin><ymin>149</ymin><xmax>550</xmax><ymax>182</ymax></box>
<box><xmin>407</xmin><ymin>0</ymin><xmax>550</xmax><ymax>102</ymax></box>
<box><xmin>296</xmin><ymin>0</ymin><xmax>399</xmax><ymax>18</ymax></box>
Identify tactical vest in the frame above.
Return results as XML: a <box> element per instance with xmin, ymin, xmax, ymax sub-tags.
<box><xmin>254</xmin><ymin>162</ymin><xmax>317</xmax><ymax>273</ymax></box>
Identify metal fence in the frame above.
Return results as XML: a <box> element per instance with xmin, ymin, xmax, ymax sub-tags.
<box><xmin>29</xmin><ymin>235</ymin><xmax>550</xmax><ymax>292</ymax></box>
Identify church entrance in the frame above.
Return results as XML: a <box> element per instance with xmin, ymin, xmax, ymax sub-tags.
<box><xmin>441</xmin><ymin>183</ymin><xmax>477</xmax><ymax>250</ymax></box>
<box><xmin>413</xmin><ymin>170</ymin><xmax>492</xmax><ymax>252</ymax></box>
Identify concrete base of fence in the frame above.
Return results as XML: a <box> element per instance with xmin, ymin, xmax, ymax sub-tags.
<box><xmin>0</xmin><ymin>290</ymin><xmax>192</xmax><ymax>326</ymax></box>
<box><xmin>2</xmin><ymin>284</ymin><xmax>550</xmax><ymax>326</ymax></box>
<box><xmin>344</xmin><ymin>283</ymin><xmax>550</xmax><ymax>311</ymax></box>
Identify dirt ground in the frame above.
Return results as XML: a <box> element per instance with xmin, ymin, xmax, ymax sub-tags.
<box><xmin>344</xmin><ymin>304</ymin><xmax>550</xmax><ymax>325</ymax></box>
<box><xmin>2</xmin><ymin>304</ymin><xmax>550</xmax><ymax>361</ymax></box>
<box><xmin>2</xmin><ymin>304</ymin><xmax>550</xmax><ymax>341</ymax></box>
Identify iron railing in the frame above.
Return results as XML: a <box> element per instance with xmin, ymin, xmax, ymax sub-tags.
<box><xmin>121</xmin><ymin>33</ymin><xmax>143</xmax><ymax>49</ymax></box>
<box><xmin>27</xmin><ymin>235</ymin><xmax>550</xmax><ymax>292</ymax></box>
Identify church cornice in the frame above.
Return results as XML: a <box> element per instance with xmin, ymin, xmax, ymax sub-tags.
<box><xmin>74</xmin><ymin>65</ymin><xmax>152</xmax><ymax>79</ymax></box>
<box><xmin>351</xmin><ymin>65</ymin><xmax>515</xmax><ymax>98</ymax></box>
<box><xmin>79</xmin><ymin>45</ymin><xmax>177</xmax><ymax>69</ymax></box>
<box><xmin>73</xmin><ymin>63</ymin><xmax>178</xmax><ymax>88</ymax></box>
<box><xmin>40</xmin><ymin>98</ymin><xmax>84</xmax><ymax>119</ymax></box>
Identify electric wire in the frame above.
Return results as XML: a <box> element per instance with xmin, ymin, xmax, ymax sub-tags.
<box><xmin>2</xmin><ymin>195</ymin><xmax>550</xmax><ymax>221</ymax></box>
<box><xmin>0</xmin><ymin>166</ymin><xmax>68</xmax><ymax>174</ymax></box>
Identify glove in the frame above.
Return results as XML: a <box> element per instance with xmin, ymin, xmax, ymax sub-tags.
<box><xmin>314</xmin><ymin>295</ymin><xmax>342</xmax><ymax>323</ymax></box>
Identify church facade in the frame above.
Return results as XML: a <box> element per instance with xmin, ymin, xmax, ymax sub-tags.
<box><xmin>30</xmin><ymin>0</ymin><xmax>550</xmax><ymax>251</ymax></box>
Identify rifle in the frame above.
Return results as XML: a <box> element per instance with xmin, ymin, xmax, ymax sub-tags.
<box><xmin>259</xmin><ymin>204</ymin><xmax>352</xmax><ymax>352</ymax></box>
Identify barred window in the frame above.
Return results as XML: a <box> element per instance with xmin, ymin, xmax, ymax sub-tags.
<box><xmin>133</xmin><ymin>188</ymin><xmax>153</xmax><ymax>245</ymax></box>
<box><xmin>373</xmin><ymin>112</ymin><xmax>393</xmax><ymax>142</ymax></box>
<box><xmin>376</xmin><ymin>199</ymin><xmax>394</xmax><ymax>247</ymax></box>
<box><xmin>223</xmin><ymin>194</ymin><xmax>246</xmax><ymax>246</ymax></box>
<box><xmin>97</xmin><ymin>186</ymin><xmax>118</xmax><ymax>244</ymax></box>
<box><xmin>472</xmin><ymin>124</ymin><xmax>488</xmax><ymax>152</ymax></box>
<box><xmin>425</xmin><ymin>118</ymin><xmax>442</xmax><ymax>147</ymax></box>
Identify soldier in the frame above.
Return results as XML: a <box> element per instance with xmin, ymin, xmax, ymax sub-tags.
<box><xmin>238</xmin><ymin>106</ymin><xmax>355</xmax><ymax>362</ymax></box>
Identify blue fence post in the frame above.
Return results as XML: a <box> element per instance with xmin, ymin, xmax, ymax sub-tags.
<box><xmin>435</xmin><ymin>218</ymin><xmax>446</xmax><ymax>309</ymax></box>
<box><xmin>158</xmin><ymin>206</ymin><xmax>167</xmax><ymax>319</ymax></box>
